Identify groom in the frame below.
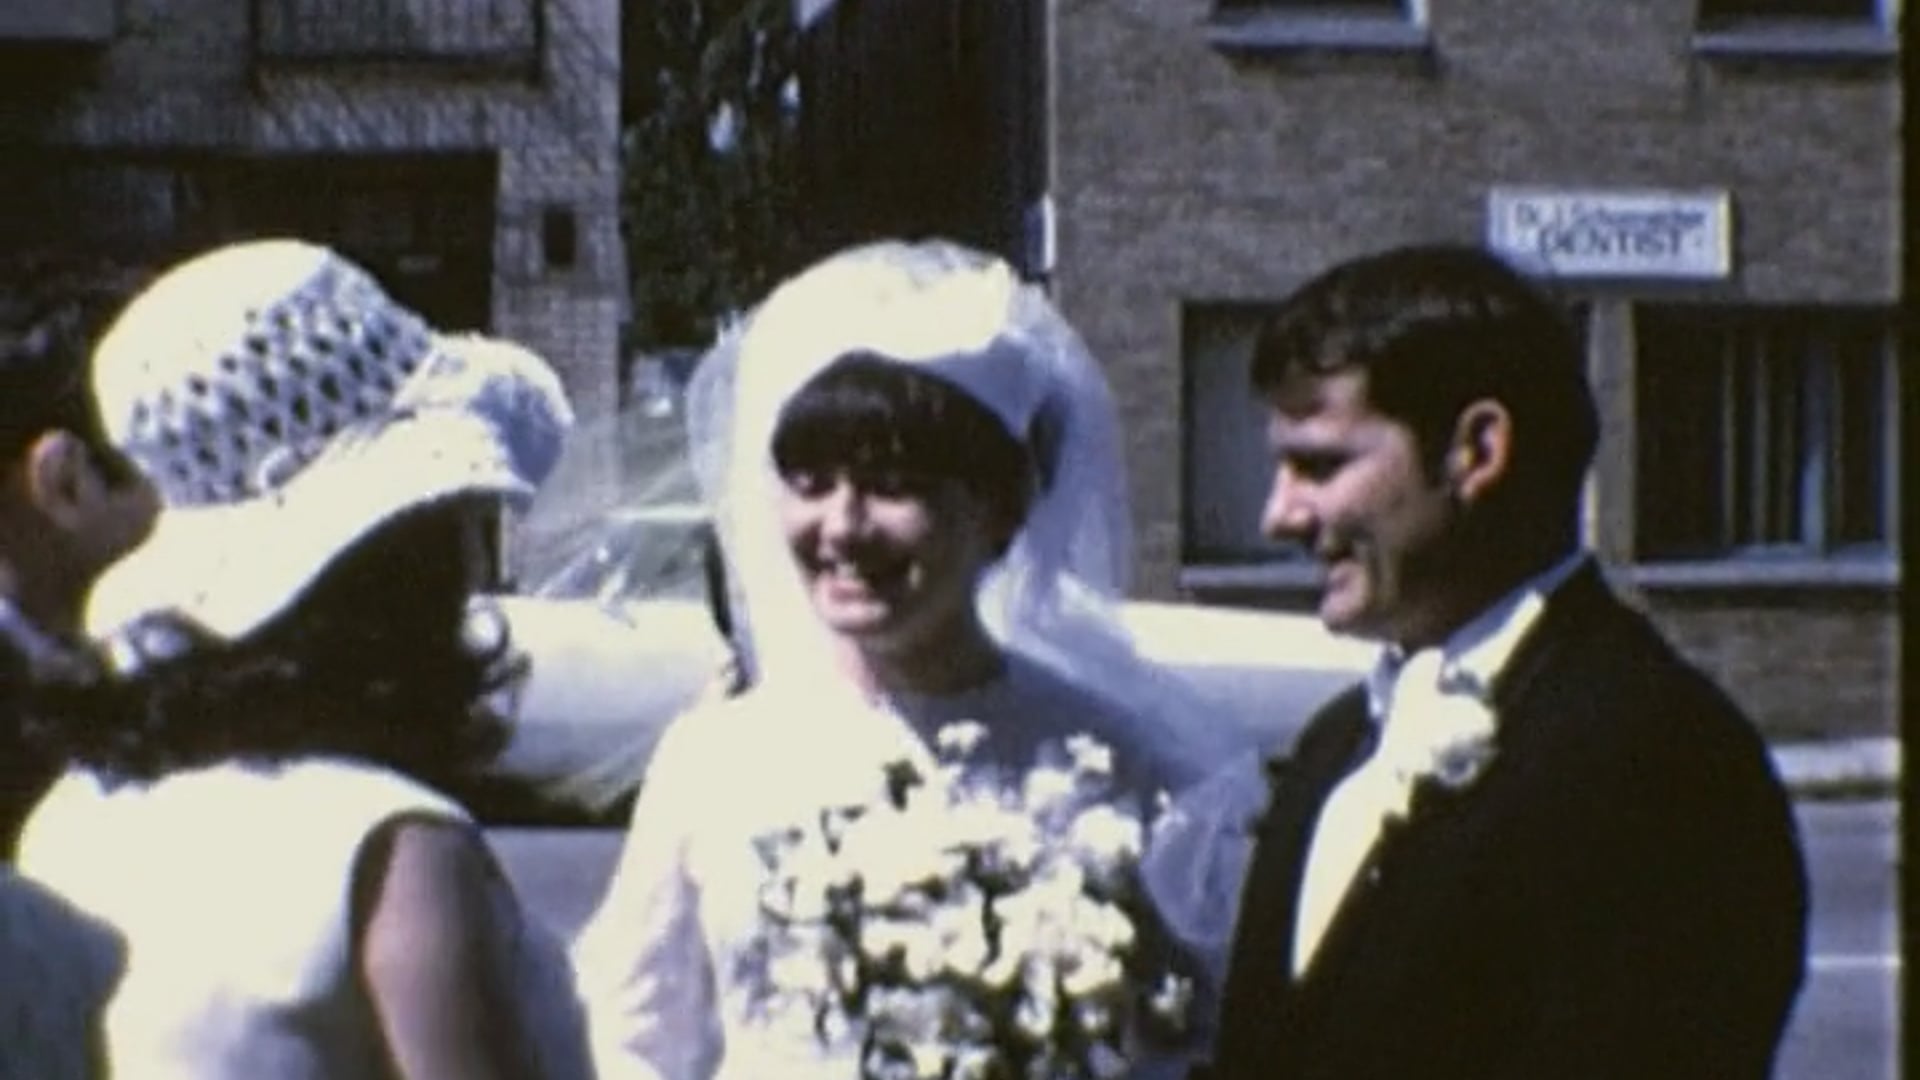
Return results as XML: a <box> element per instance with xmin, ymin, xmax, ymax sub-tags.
<box><xmin>1199</xmin><ymin>244</ymin><xmax>1808</xmax><ymax>1079</ymax></box>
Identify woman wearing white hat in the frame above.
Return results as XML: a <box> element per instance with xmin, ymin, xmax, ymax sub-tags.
<box><xmin>571</xmin><ymin>240</ymin><xmax>1246</xmax><ymax>1079</ymax></box>
<box><xmin>16</xmin><ymin>239</ymin><xmax>592</xmax><ymax>1080</ymax></box>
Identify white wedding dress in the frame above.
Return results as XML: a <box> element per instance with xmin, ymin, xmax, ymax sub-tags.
<box><xmin>573</xmin><ymin>651</ymin><xmax>1222</xmax><ymax>1080</ymax></box>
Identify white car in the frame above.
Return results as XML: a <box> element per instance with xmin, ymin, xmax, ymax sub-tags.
<box><xmin>480</xmin><ymin>505</ymin><xmax>1372</xmax><ymax>824</ymax></box>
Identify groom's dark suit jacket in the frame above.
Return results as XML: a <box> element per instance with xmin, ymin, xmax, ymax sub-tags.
<box><xmin>0</xmin><ymin>628</ymin><xmax>59</xmax><ymax>860</ymax></box>
<box><xmin>1204</xmin><ymin>566</ymin><xmax>1809</xmax><ymax>1080</ymax></box>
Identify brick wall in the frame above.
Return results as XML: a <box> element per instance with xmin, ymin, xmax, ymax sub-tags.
<box><xmin>1641</xmin><ymin>591</ymin><xmax>1900</xmax><ymax>740</ymax></box>
<box><xmin>1052</xmin><ymin>0</ymin><xmax>1901</xmax><ymax>737</ymax></box>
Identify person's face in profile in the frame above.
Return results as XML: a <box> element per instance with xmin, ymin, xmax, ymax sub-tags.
<box><xmin>1259</xmin><ymin>369</ymin><xmax>1460</xmax><ymax>647</ymax></box>
<box><xmin>8</xmin><ymin>430</ymin><xmax>160</xmax><ymax>603</ymax></box>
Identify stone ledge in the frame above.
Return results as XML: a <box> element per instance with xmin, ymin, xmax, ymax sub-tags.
<box><xmin>1692</xmin><ymin>24</ymin><xmax>1898</xmax><ymax>62</ymax></box>
<box><xmin>1204</xmin><ymin>11</ymin><xmax>1433</xmax><ymax>55</ymax></box>
<box><xmin>1773</xmin><ymin>738</ymin><xmax>1900</xmax><ymax>798</ymax></box>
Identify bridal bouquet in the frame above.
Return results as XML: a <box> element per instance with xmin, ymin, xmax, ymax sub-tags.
<box><xmin>742</xmin><ymin>723</ymin><xmax>1194</xmax><ymax>1079</ymax></box>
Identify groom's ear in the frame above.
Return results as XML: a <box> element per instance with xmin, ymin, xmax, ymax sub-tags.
<box><xmin>1442</xmin><ymin>398</ymin><xmax>1514</xmax><ymax>508</ymax></box>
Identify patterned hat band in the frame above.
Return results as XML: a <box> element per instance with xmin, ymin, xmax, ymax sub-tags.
<box><xmin>110</xmin><ymin>254</ymin><xmax>437</xmax><ymax>509</ymax></box>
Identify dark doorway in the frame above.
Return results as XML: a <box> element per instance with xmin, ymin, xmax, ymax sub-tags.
<box><xmin>0</xmin><ymin>150</ymin><xmax>498</xmax><ymax>331</ymax></box>
<box><xmin>796</xmin><ymin>0</ymin><xmax>1047</xmax><ymax>278</ymax></box>
<box><xmin>211</xmin><ymin>152</ymin><xmax>498</xmax><ymax>330</ymax></box>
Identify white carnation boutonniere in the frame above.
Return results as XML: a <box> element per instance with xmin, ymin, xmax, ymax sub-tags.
<box><xmin>1378</xmin><ymin>671</ymin><xmax>1500</xmax><ymax>823</ymax></box>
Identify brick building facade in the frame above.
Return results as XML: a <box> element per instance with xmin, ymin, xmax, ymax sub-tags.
<box><xmin>0</xmin><ymin>0</ymin><xmax>625</xmax><ymax>566</ymax></box>
<box><xmin>1051</xmin><ymin>0</ymin><xmax>1902</xmax><ymax>738</ymax></box>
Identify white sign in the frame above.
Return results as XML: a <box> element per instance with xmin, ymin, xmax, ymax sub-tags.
<box><xmin>1486</xmin><ymin>187</ymin><xmax>1732</xmax><ymax>280</ymax></box>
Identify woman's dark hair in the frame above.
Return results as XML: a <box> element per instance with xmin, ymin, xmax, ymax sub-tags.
<box><xmin>0</xmin><ymin>253</ymin><xmax>148</xmax><ymax>487</ymax></box>
<box><xmin>1249</xmin><ymin>244</ymin><xmax>1598</xmax><ymax>516</ymax></box>
<box><xmin>771</xmin><ymin>352</ymin><xmax>1036</xmax><ymax>543</ymax></box>
<box><xmin>25</xmin><ymin>500</ymin><xmax>517</xmax><ymax>789</ymax></box>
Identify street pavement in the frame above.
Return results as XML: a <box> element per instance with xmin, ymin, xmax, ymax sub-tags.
<box><xmin>1773</xmin><ymin>799</ymin><xmax>1900</xmax><ymax>1080</ymax></box>
<box><xmin>1771</xmin><ymin>737</ymin><xmax>1901</xmax><ymax>796</ymax></box>
<box><xmin>491</xmin><ymin>796</ymin><xmax>1901</xmax><ymax>1080</ymax></box>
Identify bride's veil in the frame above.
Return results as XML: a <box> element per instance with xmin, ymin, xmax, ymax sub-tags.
<box><xmin>684</xmin><ymin>239</ymin><xmax>1239</xmax><ymax>783</ymax></box>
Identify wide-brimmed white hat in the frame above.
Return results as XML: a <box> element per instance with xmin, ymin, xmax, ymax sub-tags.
<box><xmin>84</xmin><ymin>238</ymin><xmax>573</xmax><ymax>640</ymax></box>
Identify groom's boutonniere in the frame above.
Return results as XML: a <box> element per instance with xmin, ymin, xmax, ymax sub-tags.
<box><xmin>1379</xmin><ymin>673</ymin><xmax>1499</xmax><ymax>823</ymax></box>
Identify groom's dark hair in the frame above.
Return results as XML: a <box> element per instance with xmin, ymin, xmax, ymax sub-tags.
<box><xmin>1249</xmin><ymin>243</ymin><xmax>1598</xmax><ymax>519</ymax></box>
<box><xmin>0</xmin><ymin>250</ymin><xmax>146</xmax><ymax>486</ymax></box>
<box><xmin>772</xmin><ymin>353</ymin><xmax>1035</xmax><ymax>554</ymax></box>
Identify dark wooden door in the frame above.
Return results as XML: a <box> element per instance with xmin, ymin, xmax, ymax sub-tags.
<box><xmin>797</xmin><ymin>0</ymin><xmax>1047</xmax><ymax>277</ymax></box>
<box><xmin>214</xmin><ymin>152</ymin><xmax>498</xmax><ymax>330</ymax></box>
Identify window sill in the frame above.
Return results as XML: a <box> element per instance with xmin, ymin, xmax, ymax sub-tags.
<box><xmin>1179</xmin><ymin>561</ymin><xmax>1323</xmax><ymax>592</ymax></box>
<box><xmin>1182</xmin><ymin>556</ymin><xmax>1900</xmax><ymax>596</ymax></box>
<box><xmin>1627</xmin><ymin>557</ymin><xmax>1899</xmax><ymax>592</ymax></box>
<box><xmin>1205</xmin><ymin>12</ymin><xmax>1434</xmax><ymax>55</ymax></box>
<box><xmin>1691</xmin><ymin>23</ymin><xmax>1898</xmax><ymax>61</ymax></box>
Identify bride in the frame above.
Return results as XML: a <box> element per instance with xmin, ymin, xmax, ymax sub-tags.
<box><xmin>571</xmin><ymin>239</ymin><xmax>1244</xmax><ymax>1078</ymax></box>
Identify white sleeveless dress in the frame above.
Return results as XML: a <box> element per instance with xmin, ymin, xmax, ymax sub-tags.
<box><xmin>18</xmin><ymin>757</ymin><xmax>592</xmax><ymax>1080</ymax></box>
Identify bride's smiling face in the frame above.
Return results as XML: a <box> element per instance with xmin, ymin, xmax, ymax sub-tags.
<box><xmin>778</xmin><ymin>463</ymin><xmax>1005</xmax><ymax>652</ymax></box>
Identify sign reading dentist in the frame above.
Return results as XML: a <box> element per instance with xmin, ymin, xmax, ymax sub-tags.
<box><xmin>1486</xmin><ymin>187</ymin><xmax>1732</xmax><ymax>280</ymax></box>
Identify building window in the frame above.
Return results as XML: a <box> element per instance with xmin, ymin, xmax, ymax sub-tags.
<box><xmin>1635</xmin><ymin>308</ymin><xmax>1897</xmax><ymax>564</ymax></box>
<box><xmin>1182</xmin><ymin>304</ymin><xmax>1300</xmax><ymax>566</ymax></box>
<box><xmin>1692</xmin><ymin>0</ymin><xmax>1898</xmax><ymax>57</ymax></box>
<box><xmin>1698</xmin><ymin>0</ymin><xmax>1881</xmax><ymax>21</ymax></box>
<box><xmin>1217</xmin><ymin>0</ymin><xmax>1410</xmax><ymax>11</ymax></box>
<box><xmin>541</xmin><ymin>206</ymin><xmax>579</xmax><ymax>271</ymax></box>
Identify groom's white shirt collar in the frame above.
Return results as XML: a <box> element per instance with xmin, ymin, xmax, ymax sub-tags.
<box><xmin>1367</xmin><ymin>550</ymin><xmax>1591</xmax><ymax>721</ymax></box>
<box><xmin>1296</xmin><ymin>551</ymin><xmax>1592</xmax><ymax>979</ymax></box>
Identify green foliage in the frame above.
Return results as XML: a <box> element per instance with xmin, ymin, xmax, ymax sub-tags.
<box><xmin>622</xmin><ymin>0</ymin><xmax>807</xmax><ymax>348</ymax></box>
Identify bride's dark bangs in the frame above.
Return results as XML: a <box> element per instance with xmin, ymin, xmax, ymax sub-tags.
<box><xmin>772</xmin><ymin>353</ymin><xmax>1026</xmax><ymax>495</ymax></box>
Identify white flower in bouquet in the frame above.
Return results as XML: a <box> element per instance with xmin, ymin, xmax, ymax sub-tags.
<box><xmin>763</xmin><ymin>926</ymin><xmax>835</xmax><ymax>997</ymax></box>
<box><xmin>1146</xmin><ymin>973</ymin><xmax>1195</xmax><ymax>1031</ymax></box>
<box><xmin>1022</xmin><ymin>763</ymin><xmax>1079</xmax><ymax>817</ymax></box>
<box><xmin>935</xmin><ymin>720</ymin><xmax>991</xmax><ymax>761</ymax></box>
<box><xmin>1014</xmin><ymin>958</ymin><xmax>1061</xmax><ymax>1041</ymax></box>
<box><xmin>949</xmin><ymin>1046</ymin><xmax>998</xmax><ymax>1080</ymax></box>
<box><xmin>967</xmin><ymin>801</ymin><xmax>1047</xmax><ymax>883</ymax></box>
<box><xmin>841</xmin><ymin>800</ymin><xmax>959</xmax><ymax>904</ymax></box>
<box><xmin>866</xmin><ymin>985</ymin><xmax>947</xmax><ymax>1045</ymax></box>
<box><xmin>1147</xmin><ymin>789</ymin><xmax>1175</xmax><ymax>835</ymax></box>
<box><xmin>864</xmin><ymin>916</ymin><xmax>950</xmax><ymax>983</ymax></box>
<box><xmin>1062</xmin><ymin>734</ymin><xmax>1114</xmax><ymax>781</ymax></box>
<box><xmin>1067</xmin><ymin>803</ymin><xmax>1145</xmax><ymax>878</ymax></box>
<box><xmin>929</xmin><ymin>889</ymin><xmax>994</xmax><ymax>976</ymax></box>
<box><xmin>1060</xmin><ymin>945</ymin><xmax>1126</xmax><ymax>1000</ymax></box>
<box><xmin>943</xmin><ymin>792</ymin><xmax>1040</xmax><ymax>860</ymax></box>
<box><xmin>979</xmin><ymin>912</ymin><xmax>1031</xmax><ymax>991</ymax></box>
<box><xmin>1071</xmin><ymin>997</ymin><xmax>1115</xmax><ymax>1039</ymax></box>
